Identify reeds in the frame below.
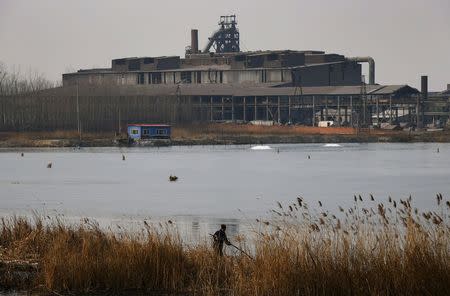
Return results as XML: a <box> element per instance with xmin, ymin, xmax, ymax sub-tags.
<box><xmin>1</xmin><ymin>195</ymin><xmax>449</xmax><ymax>295</ymax></box>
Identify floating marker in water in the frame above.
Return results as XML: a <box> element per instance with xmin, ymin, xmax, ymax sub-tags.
<box><xmin>323</xmin><ymin>143</ymin><xmax>341</xmax><ymax>147</ymax></box>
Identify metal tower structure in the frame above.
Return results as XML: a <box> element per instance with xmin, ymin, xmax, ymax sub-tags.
<box><xmin>203</xmin><ymin>15</ymin><xmax>240</xmax><ymax>53</ymax></box>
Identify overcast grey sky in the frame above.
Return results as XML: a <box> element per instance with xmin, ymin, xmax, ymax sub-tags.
<box><xmin>0</xmin><ymin>0</ymin><xmax>449</xmax><ymax>90</ymax></box>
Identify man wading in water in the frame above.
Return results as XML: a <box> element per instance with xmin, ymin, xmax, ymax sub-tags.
<box><xmin>213</xmin><ymin>224</ymin><xmax>231</xmax><ymax>256</ymax></box>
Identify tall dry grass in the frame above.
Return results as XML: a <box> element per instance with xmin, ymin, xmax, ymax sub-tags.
<box><xmin>1</xmin><ymin>195</ymin><xmax>449</xmax><ymax>295</ymax></box>
<box><xmin>172</xmin><ymin>123</ymin><xmax>357</xmax><ymax>139</ymax></box>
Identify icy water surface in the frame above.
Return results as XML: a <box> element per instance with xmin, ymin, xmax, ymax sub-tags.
<box><xmin>0</xmin><ymin>143</ymin><xmax>449</xmax><ymax>240</ymax></box>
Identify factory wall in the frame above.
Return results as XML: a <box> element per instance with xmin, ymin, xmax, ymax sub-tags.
<box><xmin>297</xmin><ymin>62</ymin><xmax>361</xmax><ymax>87</ymax></box>
<box><xmin>63</xmin><ymin>62</ymin><xmax>361</xmax><ymax>87</ymax></box>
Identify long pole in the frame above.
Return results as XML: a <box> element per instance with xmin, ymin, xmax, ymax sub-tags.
<box><xmin>208</xmin><ymin>234</ymin><xmax>254</xmax><ymax>260</ymax></box>
<box><xmin>231</xmin><ymin>244</ymin><xmax>254</xmax><ymax>260</ymax></box>
<box><xmin>76</xmin><ymin>82</ymin><xmax>81</xmax><ymax>141</ymax></box>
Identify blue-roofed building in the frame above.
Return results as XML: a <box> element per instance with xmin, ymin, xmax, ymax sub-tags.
<box><xmin>127</xmin><ymin>124</ymin><xmax>171</xmax><ymax>140</ymax></box>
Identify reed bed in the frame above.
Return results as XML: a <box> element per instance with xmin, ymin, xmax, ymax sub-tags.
<box><xmin>1</xmin><ymin>195</ymin><xmax>449</xmax><ymax>295</ymax></box>
<box><xmin>172</xmin><ymin>123</ymin><xmax>356</xmax><ymax>139</ymax></box>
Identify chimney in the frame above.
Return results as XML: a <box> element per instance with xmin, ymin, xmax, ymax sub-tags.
<box><xmin>421</xmin><ymin>76</ymin><xmax>428</xmax><ymax>100</ymax></box>
<box><xmin>191</xmin><ymin>29</ymin><xmax>199</xmax><ymax>54</ymax></box>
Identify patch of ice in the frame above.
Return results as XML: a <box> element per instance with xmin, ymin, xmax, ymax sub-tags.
<box><xmin>250</xmin><ymin>145</ymin><xmax>272</xmax><ymax>150</ymax></box>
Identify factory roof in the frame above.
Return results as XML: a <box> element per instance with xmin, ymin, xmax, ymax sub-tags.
<box><xmin>127</xmin><ymin>124</ymin><xmax>171</xmax><ymax>127</ymax></box>
<box><xmin>42</xmin><ymin>84</ymin><xmax>418</xmax><ymax>97</ymax></box>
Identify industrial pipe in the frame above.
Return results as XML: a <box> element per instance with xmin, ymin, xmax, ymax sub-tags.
<box><xmin>203</xmin><ymin>29</ymin><xmax>221</xmax><ymax>53</ymax></box>
<box><xmin>347</xmin><ymin>57</ymin><xmax>375</xmax><ymax>85</ymax></box>
<box><xmin>191</xmin><ymin>29</ymin><xmax>199</xmax><ymax>54</ymax></box>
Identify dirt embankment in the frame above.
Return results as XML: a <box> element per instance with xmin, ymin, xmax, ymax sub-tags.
<box><xmin>1</xmin><ymin>124</ymin><xmax>450</xmax><ymax>148</ymax></box>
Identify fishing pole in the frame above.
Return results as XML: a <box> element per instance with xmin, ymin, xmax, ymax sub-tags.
<box><xmin>230</xmin><ymin>243</ymin><xmax>254</xmax><ymax>260</ymax></box>
<box><xmin>209</xmin><ymin>233</ymin><xmax>254</xmax><ymax>260</ymax></box>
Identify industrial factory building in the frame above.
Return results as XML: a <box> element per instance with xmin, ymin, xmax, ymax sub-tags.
<box><xmin>63</xmin><ymin>15</ymin><xmax>372</xmax><ymax>88</ymax></box>
<box><xmin>1</xmin><ymin>15</ymin><xmax>448</xmax><ymax>132</ymax></box>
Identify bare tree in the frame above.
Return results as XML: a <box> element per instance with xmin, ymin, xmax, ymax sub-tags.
<box><xmin>0</xmin><ymin>61</ymin><xmax>57</xmax><ymax>96</ymax></box>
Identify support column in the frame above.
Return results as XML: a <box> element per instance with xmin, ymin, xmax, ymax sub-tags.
<box><xmin>376</xmin><ymin>96</ymin><xmax>379</xmax><ymax>127</ymax></box>
<box><xmin>325</xmin><ymin>97</ymin><xmax>329</xmax><ymax>121</ymax></box>
<box><xmin>221</xmin><ymin>97</ymin><xmax>225</xmax><ymax>121</ymax></box>
<box><xmin>231</xmin><ymin>96</ymin><xmax>235</xmax><ymax>122</ymax></box>
<box><xmin>266</xmin><ymin>96</ymin><xmax>269</xmax><ymax>121</ymax></box>
<box><xmin>199</xmin><ymin>96</ymin><xmax>203</xmax><ymax>121</ymax></box>
<box><xmin>277</xmin><ymin>96</ymin><xmax>281</xmax><ymax>124</ymax></box>
<box><xmin>243</xmin><ymin>97</ymin><xmax>246</xmax><ymax>122</ymax></box>
<box><xmin>210</xmin><ymin>96</ymin><xmax>213</xmax><ymax>121</ymax></box>
<box><xmin>389</xmin><ymin>95</ymin><xmax>392</xmax><ymax>124</ymax></box>
<box><xmin>312</xmin><ymin>96</ymin><xmax>315</xmax><ymax>126</ymax></box>
<box><xmin>337</xmin><ymin>96</ymin><xmax>341</xmax><ymax>126</ymax></box>
<box><xmin>288</xmin><ymin>96</ymin><xmax>291</xmax><ymax>123</ymax></box>
<box><xmin>254</xmin><ymin>97</ymin><xmax>257</xmax><ymax>121</ymax></box>
<box><xmin>350</xmin><ymin>96</ymin><xmax>353</xmax><ymax>126</ymax></box>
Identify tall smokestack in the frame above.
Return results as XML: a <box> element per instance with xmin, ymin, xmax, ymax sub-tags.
<box><xmin>191</xmin><ymin>29</ymin><xmax>199</xmax><ymax>54</ymax></box>
<box><xmin>421</xmin><ymin>76</ymin><xmax>428</xmax><ymax>101</ymax></box>
<box><xmin>417</xmin><ymin>75</ymin><xmax>428</xmax><ymax>128</ymax></box>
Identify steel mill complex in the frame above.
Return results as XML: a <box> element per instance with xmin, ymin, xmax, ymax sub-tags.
<box><xmin>1</xmin><ymin>15</ymin><xmax>449</xmax><ymax>131</ymax></box>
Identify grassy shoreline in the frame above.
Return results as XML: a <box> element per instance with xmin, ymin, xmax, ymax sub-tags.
<box><xmin>1</xmin><ymin>124</ymin><xmax>450</xmax><ymax>147</ymax></box>
<box><xmin>1</xmin><ymin>196</ymin><xmax>449</xmax><ymax>295</ymax></box>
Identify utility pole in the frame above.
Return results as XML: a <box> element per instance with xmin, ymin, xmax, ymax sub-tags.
<box><xmin>76</xmin><ymin>81</ymin><xmax>81</xmax><ymax>141</ymax></box>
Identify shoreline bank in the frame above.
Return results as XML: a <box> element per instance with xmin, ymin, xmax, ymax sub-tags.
<box><xmin>1</xmin><ymin>125</ymin><xmax>450</xmax><ymax>148</ymax></box>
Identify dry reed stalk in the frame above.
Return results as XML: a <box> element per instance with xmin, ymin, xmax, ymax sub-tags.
<box><xmin>0</xmin><ymin>195</ymin><xmax>449</xmax><ymax>295</ymax></box>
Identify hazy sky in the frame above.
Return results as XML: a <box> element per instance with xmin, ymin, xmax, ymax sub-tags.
<box><xmin>1</xmin><ymin>0</ymin><xmax>449</xmax><ymax>90</ymax></box>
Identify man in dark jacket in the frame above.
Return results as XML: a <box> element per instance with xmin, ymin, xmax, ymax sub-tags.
<box><xmin>213</xmin><ymin>224</ymin><xmax>231</xmax><ymax>256</ymax></box>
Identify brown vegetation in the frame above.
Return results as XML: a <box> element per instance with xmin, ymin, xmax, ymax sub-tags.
<box><xmin>1</xmin><ymin>195</ymin><xmax>449</xmax><ymax>295</ymax></box>
<box><xmin>172</xmin><ymin>123</ymin><xmax>356</xmax><ymax>139</ymax></box>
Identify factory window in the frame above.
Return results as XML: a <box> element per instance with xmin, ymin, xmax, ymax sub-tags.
<box><xmin>128</xmin><ymin>60</ymin><xmax>141</xmax><ymax>71</ymax></box>
<box><xmin>219</xmin><ymin>71</ymin><xmax>223</xmax><ymax>83</ymax></box>
<box><xmin>132</xmin><ymin>129</ymin><xmax>139</xmax><ymax>135</ymax></box>
<box><xmin>261</xmin><ymin>70</ymin><xmax>267</xmax><ymax>83</ymax></box>
<box><xmin>115</xmin><ymin>59</ymin><xmax>126</xmax><ymax>65</ymax></box>
<box><xmin>137</xmin><ymin>73</ymin><xmax>145</xmax><ymax>84</ymax></box>
<box><xmin>156</xmin><ymin>129</ymin><xmax>167</xmax><ymax>135</ymax></box>
<box><xmin>196</xmin><ymin>71</ymin><xmax>201</xmax><ymax>84</ymax></box>
<box><xmin>142</xmin><ymin>129</ymin><xmax>149</xmax><ymax>135</ymax></box>
<box><xmin>143</xmin><ymin>58</ymin><xmax>154</xmax><ymax>64</ymax></box>
<box><xmin>181</xmin><ymin>71</ymin><xmax>192</xmax><ymax>83</ymax></box>
<box><xmin>150</xmin><ymin>72</ymin><xmax>162</xmax><ymax>84</ymax></box>
<box><xmin>267</xmin><ymin>54</ymin><xmax>278</xmax><ymax>61</ymax></box>
<box><xmin>234</xmin><ymin>55</ymin><xmax>246</xmax><ymax>62</ymax></box>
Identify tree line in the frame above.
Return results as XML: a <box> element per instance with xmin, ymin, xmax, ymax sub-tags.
<box><xmin>0</xmin><ymin>61</ymin><xmax>59</xmax><ymax>96</ymax></box>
